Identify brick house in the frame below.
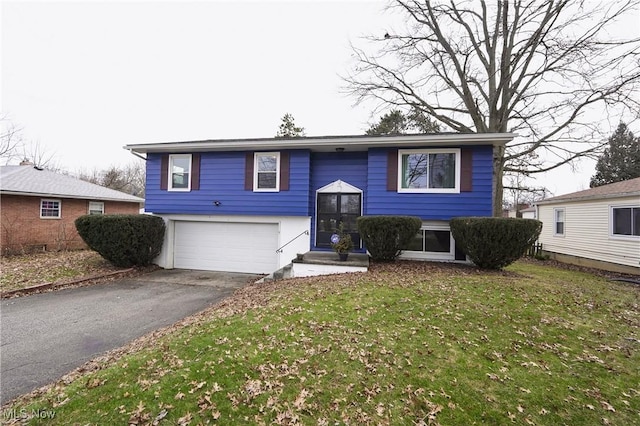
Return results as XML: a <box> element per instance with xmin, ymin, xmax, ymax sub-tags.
<box><xmin>0</xmin><ymin>164</ymin><xmax>144</xmax><ymax>254</ymax></box>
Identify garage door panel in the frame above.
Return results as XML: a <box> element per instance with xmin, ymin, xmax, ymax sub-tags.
<box><xmin>174</xmin><ymin>222</ymin><xmax>278</xmax><ymax>274</ymax></box>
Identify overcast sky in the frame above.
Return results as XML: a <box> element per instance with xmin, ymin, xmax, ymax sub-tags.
<box><xmin>1</xmin><ymin>1</ymin><xmax>634</xmax><ymax>197</ymax></box>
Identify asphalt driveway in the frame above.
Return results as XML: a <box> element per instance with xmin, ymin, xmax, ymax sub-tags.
<box><xmin>0</xmin><ymin>269</ymin><xmax>259</xmax><ymax>405</ymax></box>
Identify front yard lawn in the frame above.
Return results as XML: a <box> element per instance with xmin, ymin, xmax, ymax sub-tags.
<box><xmin>3</xmin><ymin>261</ymin><xmax>639</xmax><ymax>425</ymax></box>
<box><xmin>0</xmin><ymin>250</ymin><xmax>126</xmax><ymax>293</ymax></box>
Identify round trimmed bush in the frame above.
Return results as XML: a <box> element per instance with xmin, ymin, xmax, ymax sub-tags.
<box><xmin>450</xmin><ymin>217</ymin><xmax>542</xmax><ymax>270</ymax></box>
<box><xmin>75</xmin><ymin>214</ymin><xmax>165</xmax><ymax>267</ymax></box>
<box><xmin>357</xmin><ymin>215</ymin><xmax>422</xmax><ymax>261</ymax></box>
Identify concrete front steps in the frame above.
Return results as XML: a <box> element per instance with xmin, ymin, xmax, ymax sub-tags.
<box><xmin>258</xmin><ymin>251</ymin><xmax>369</xmax><ymax>283</ymax></box>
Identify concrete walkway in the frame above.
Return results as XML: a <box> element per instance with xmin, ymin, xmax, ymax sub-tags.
<box><xmin>0</xmin><ymin>269</ymin><xmax>259</xmax><ymax>405</ymax></box>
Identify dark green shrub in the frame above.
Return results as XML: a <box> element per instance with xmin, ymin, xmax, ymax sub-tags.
<box><xmin>75</xmin><ymin>214</ymin><xmax>165</xmax><ymax>267</ymax></box>
<box><xmin>450</xmin><ymin>217</ymin><xmax>542</xmax><ymax>270</ymax></box>
<box><xmin>357</xmin><ymin>216</ymin><xmax>422</xmax><ymax>261</ymax></box>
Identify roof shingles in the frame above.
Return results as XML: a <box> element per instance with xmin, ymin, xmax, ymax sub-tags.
<box><xmin>0</xmin><ymin>165</ymin><xmax>143</xmax><ymax>203</ymax></box>
<box><xmin>537</xmin><ymin>177</ymin><xmax>640</xmax><ymax>204</ymax></box>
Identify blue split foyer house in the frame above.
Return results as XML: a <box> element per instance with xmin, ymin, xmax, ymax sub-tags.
<box><xmin>125</xmin><ymin>133</ymin><xmax>515</xmax><ymax>274</ymax></box>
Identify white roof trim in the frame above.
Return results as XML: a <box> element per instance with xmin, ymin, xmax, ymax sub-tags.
<box><xmin>124</xmin><ymin>133</ymin><xmax>516</xmax><ymax>154</ymax></box>
<box><xmin>317</xmin><ymin>180</ymin><xmax>363</xmax><ymax>193</ymax></box>
<box><xmin>0</xmin><ymin>190</ymin><xmax>142</xmax><ymax>203</ymax></box>
<box><xmin>536</xmin><ymin>191</ymin><xmax>640</xmax><ymax>205</ymax></box>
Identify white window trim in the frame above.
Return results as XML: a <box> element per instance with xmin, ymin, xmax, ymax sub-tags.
<box><xmin>40</xmin><ymin>199</ymin><xmax>61</xmax><ymax>219</ymax></box>
<box><xmin>253</xmin><ymin>152</ymin><xmax>280</xmax><ymax>192</ymax></box>
<box><xmin>88</xmin><ymin>201</ymin><xmax>105</xmax><ymax>215</ymax></box>
<box><xmin>168</xmin><ymin>154</ymin><xmax>192</xmax><ymax>192</ymax></box>
<box><xmin>397</xmin><ymin>148</ymin><xmax>461</xmax><ymax>194</ymax></box>
<box><xmin>400</xmin><ymin>221</ymin><xmax>456</xmax><ymax>261</ymax></box>
<box><xmin>609</xmin><ymin>204</ymin><xmax>640</xmax><ymax>240</ymax></box>
<box><xmin>553</xmin><ymin>207</ymin><xmax>565</xmax><ymax>237</ymax></box>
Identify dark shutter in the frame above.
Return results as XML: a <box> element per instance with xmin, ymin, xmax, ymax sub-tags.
<box><xmin>160</xmin><ymin>155</ymin><xmax>169</xmax><ymax>190</ymax></box>
<box><xmin>280</xmin><ymin>151</ymin><xmax>290</xmax><ymax>191</ymax></box>
<box><xmin>245</xmin><ymin>152</ymin><xmax>254</xmax><ymax>190</ymax></box>
<box><xmin>387</xmin><ymin>149</ymin><xmax>398</xmax><ymax>191</ymax></box>
<box><xmin>460</xmin><ymin>148</ymin><xmax>473</xmax><ymax>192</ymax></box>
<box><xmin>191</xmin><ymin>153</ymin><xmax>201</xmax><ymax>190</ymax></box>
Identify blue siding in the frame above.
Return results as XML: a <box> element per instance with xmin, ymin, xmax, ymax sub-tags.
<box><xmin>144</xmin><ymin>144</ymin><xmax>494</xmax><ymax>240</ymax></box>
<box><xmin>309</xmin><ymin>152</ymin><xmax>368</xmax><ymax>250</ymax></box>
<box><xmin>366</xmin><ymin>145</ymin><xmax>494</xmax><ymax>219</ymax></box>
<box><xmin>145</xmin><ymin>151</ymin><xmax>311</xmax><ymax>216</ymax></box>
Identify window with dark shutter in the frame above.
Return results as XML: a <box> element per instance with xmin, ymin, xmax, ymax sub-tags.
<box><xmin>160</xmin><ymin>154</ymin><xmax>200</xmax><ymax>191</ymax></box>
<box><xmin>460</xmin><ymin>148</ymin><xmax>473</xmax><ymax>192</ymax></box>
<box><xmin>387</xmin><ymin>150</ymin><xmax>398</xmax><ymax>191</ymax></box>
<box><xmin>246</xmin><ymin>151</ymin><xmax>289</xmax><ymax>192</ymax></box>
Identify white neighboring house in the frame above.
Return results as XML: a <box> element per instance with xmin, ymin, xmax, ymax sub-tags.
<box><xmin>520</xmin><ymin>206</ymin><xmax>536</xmax><ymax>219</ymax></box>
<box><xmin>535</xmin><ymin>177</ymin><xmax>640</xmax><ymax>274</ymax></box>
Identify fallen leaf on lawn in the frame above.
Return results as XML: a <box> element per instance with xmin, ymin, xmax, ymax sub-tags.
<box><xmin>177</xmin><ymin>411</ymin><xmax>193</xmax><ymax>426</ymax></box>
<box><xmin>600</xmin><ymin>401</ymin><xmax>615</xmax><ymax>412</ymax></box>
<box><xmin>86</xmin><ymin>377</ymin><xmax>105</xmax><ymax>389</ymax></box>
<box><xmin>154</xmin><ymin>409</ymin><xmax>168</xmax><ymax>423</ymax></box>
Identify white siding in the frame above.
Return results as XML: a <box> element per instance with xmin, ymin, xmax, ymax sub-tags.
<box><xmin>538</xmin><ymin>195</ymin><xmax>640</xmax><ymax>268</ymax></box>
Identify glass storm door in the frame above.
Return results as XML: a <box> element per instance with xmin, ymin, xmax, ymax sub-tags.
<box><xmin>316</xmin><ymin>193</ymin><xmax>362</xmax><ymax>248</ymax></box>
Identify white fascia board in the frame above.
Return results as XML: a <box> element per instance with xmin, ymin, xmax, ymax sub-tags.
<box><xmin>124</xmin><ymin>133</ymin><xmax>516</xmax><ymax>154</ymax></box>
<box><xmin>0</xmin><ymin>190</ymin><xmax>143</xmax><ymax>203</ymax></box>
<box><xmin>535</xmin><ymin>192</ymin><xmax>640</xmax><ymax>206</ymax></box>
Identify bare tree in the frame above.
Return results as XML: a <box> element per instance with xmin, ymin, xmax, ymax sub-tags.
<box><xmin>0</xmin><ymin>116</ymin><xmax>23</xmax><ymax>164</ymax></box>
<box><xmin>20</xmin><ymin>140</ymin><xmax>61</xmax><ymax>171</ymax></box>
<box><xmin>503</xmin><ymin>174</ymin><xmax>551</xmax><ymax>212</ymax></box>
<box><xmin>345</xmin><ymin>0</ymin><xmax>640</xmax><ymax>215</ymax></box>
<box><xmin>77</xmin><ymin>160</ymin><xmax>145</xmax><ymax>197</ymax></box>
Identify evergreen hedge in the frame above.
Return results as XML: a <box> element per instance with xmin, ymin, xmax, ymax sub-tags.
<box><xmin>357</xmin><ymin>216</ymin><xmax>422</xmax><ymax>261</ymax></box>
<box><xmin>75</xmin><ymin>214</ymin><xmax>165</xmax><ymax>267</ymax></box>
<box><xmin>450</xmin><ymin>217</ymin><xmax>542</xmax><ymax>270</ymax></box>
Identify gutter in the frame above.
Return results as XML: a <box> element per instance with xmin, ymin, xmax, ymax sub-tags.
<box><xmin>123</xmin><ymin>133</ymin><xmax>517</xmax><ymax>154</ymax></box>
<box><xmin>0</xmin><ymin>191</ymin><xmax>143</xmax><ymax>203</ymax></box>
<box><xmin>536</xmin><ymin>191</ymin><xmax>640</xmax><ymax>205</ymax></box>
<box><xmin>126</xmin><ymin>148</ymin><xmax>147</xmax><ymax>161</ymax></box>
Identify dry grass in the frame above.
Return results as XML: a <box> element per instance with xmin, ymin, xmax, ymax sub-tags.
<box><xmin>0</xmin><ymin>250</ymin><xmax>123</xmax><ymax>292</ymax></box>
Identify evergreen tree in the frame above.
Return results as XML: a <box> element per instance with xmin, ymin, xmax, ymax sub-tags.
<box><xmin>590</xmin><ymin>123</ymin><xmax>640</xmax><ymax>187</ymax></box>
<box><xmin>276</xmin><ymin>113</ymin><xmax>305</xmax><ymax>138</ymax></box>
<box><xmin>366</xmin><ymin>108</ymin><xmax>440</xmax><ymax>135</ymax></box>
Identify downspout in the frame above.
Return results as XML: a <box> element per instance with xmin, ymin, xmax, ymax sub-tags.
<box><xmin>127</xmin><ymin>148</ymin><xmax>147</xmax><ymax>161</ymax></box>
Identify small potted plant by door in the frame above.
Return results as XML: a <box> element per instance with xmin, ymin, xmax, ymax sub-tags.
<box><xmin>330</xmin><ymin>222</ymin><xmax>354</xmax><ymax>261</ymax></box>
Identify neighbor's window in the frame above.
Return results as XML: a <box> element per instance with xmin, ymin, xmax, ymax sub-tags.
<box><xmin>88</xmin><ymin>201</ymin><xmax>104</xmax><ymax>215</ymax></box>
<box><xmin>169</xmin><ymin>154</ymin><xmax>192</xmax><ymax>191</ymax></box>
<box><xmin>40</xmin><ymin>199</ymin><xmax>61</xmax><ymax>218</ymax></box>
<box><xmin>398</xmin><ymin>149</ymin><xmax>459</xmax><ymax>193</ymax></box>
<box><xmin>611</xmin><ymin>206</ymin><xmax>640</xmax><ymax>237</ymax></box>
<box><xmin>254</xmin><ymin>152</ymin><xmax>280</xmax><ymax>191</ymax></box>
<box><xmin>554</xmin><ymin>208</ymin><xmax>565</xmax><ymax>235</ymax></box>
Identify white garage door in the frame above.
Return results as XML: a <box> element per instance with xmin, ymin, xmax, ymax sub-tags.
<box><xmin>174</xmin><ymin>221</ymin><xmax>279</xmax><ymax>274</ymax></box>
